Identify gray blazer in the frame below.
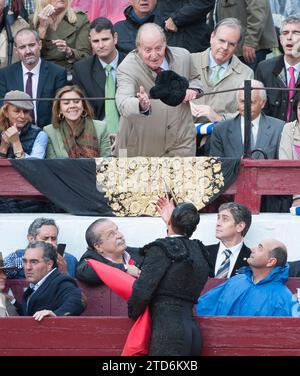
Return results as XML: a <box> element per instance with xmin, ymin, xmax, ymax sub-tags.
<box><xmin>209</xmin><ymin>113</ymin><xmax>284</xmax><ymax>159</ymax></box>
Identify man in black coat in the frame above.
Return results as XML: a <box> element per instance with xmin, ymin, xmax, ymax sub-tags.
<box><xmin>114</xmin><ymin>0</ymin><xmax>157</xmax><ymax>55</ymax></box>
<box><xmin>255</xmin><ymin>16</ymin><xmax>300</xmax><ymax>122</ymax></box>
<box><xmin>0</xmin><ymin>28</ymin><xmax>67</xmax><ymax>128</ymax></box>
<box><xmin>17</xmin><ymin>241</ymin><xmax>85</xmax><ymax>320</ymax></box>
<box><xmin>76</xmin><ymin>219</ymin><xmax>143</xmax><ymax>286</ymax></box>
<box><xmin>154</xmin><ymin>0</ymin><xmax>214</xmax><ymax>53</ymax></box>
<box><xmin>73</xmin><ymin>17</ymin><xmax>126</xmax><ymax>133</ymax></box>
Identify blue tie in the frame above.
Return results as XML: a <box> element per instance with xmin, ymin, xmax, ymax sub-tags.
<box><xmin>215</xmin><ymin>249</ymin><xmax>232</xmax><ymax>278</ymax></box>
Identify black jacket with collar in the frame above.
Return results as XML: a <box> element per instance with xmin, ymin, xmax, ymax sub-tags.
<box><xmin>206</xmin><ymin>242</ymin><xmax>251</xmax><ymax>278</ymax></box>
<box><xmin>72</xmin><ymin>51</ymin><xmax>126</xmax><ymax>121</ymax></box>
<box><xmin>17</xmin><ymin>268</ymin><xmax>84</xmax><ymax>316</ymax></box>
<box><xmin>76</xmin><ymin>246</ymin><xmax>143</xmax><ymax>286</ymax></box>
<box><xmin>255</xmin><ymin>55</ymin><xmax>300</xmax><ymax>121</ymax></box>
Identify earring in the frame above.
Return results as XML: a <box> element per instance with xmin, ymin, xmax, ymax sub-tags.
<box><xmin>59</xmin><ymin>113</ymin><xmax>65</xmax><ymax>120</ymax></box>
<box><xmin>81</xmin><ymin>110</ymin><xmax>87</xmax><ymax>118</ymax></box>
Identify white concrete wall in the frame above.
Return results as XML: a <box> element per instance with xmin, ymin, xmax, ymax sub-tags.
<box><xmin>0</xmin><ymin>213</ymin><xmax>299</xmax><ymax>261</ymax></box>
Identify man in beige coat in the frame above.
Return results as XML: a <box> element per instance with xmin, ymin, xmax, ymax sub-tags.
<box><xmin>114</xmin><ymin>23</ymin><xmax>202</xmax><ymax>157</ymax></box>
<box><xmin>214</xmin><ymin>0</ymin><xmax>278</xmax><ymax>70</ymax></box>
<box><xmin>191</xmin><ymin>18</ymin><xmax>253</xmax><ymax>123</ymax></box>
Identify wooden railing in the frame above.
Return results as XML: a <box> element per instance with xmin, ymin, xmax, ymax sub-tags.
<box><xmin>2</xmin><ymin>278</ymin><xmax>300</xmax><ymax>356</ymax></box>
<box><xmin>1</xmin><ymin>159</ymin><xmax>300</xmax><ymax>213</ymax></box>
<box><xmin>1</xmin><ymin>316</ymin><xmax>300</xmax><ymax>356</ymax></box>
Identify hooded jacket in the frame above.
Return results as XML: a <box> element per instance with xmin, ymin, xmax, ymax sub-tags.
<box><xmin>196</xmin><ymin>264</ymin><xmax>293</xmax><ymax>316</ymax></box>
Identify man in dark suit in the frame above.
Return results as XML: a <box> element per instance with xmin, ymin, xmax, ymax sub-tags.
<box><xmin>72</xmin><ymin>17</ymin><xmax>126</xmax><ymax>134</ymax></box>
<box><xmin>76</xmin><ymin>219</ymin><xmax>143</xmax><ymax>286</ymax></box>
<box><xmin>255</xmin><ymin>16</ymin><xmax>300</xmax><ymax>122</ymax></box>
<box><xmin>209</xmin><ymin>79</ymin><xmax>284</xmax><ymax>159</ymax></box>
<box><xmin>206</xmin><ymin>202</ymin><xmax>252</xmax><ymax>278</ymax></box>
<box><xmin>18</xmin><ymin>241</ymin><xmax>85</xmax><ymax>320</ymax></box>
<box><xmin>0</xmin><ymin>28</ymin><xmax>67</xmax><ymax>128</ymax></box>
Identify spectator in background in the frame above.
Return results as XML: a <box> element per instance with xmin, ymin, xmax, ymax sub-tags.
<box><xmin>279</xmin><ymin>93</ymin><xmax>300</xmax><ymax>209</ymax></box>
<box><xmin>214</xmin><ymin>0</ymin><xmax>278</xmax><ymax>71</ymax></box>
<box><xmin>16</xmin><ymin>241</ymin><xmax>85</xmax><ymax>320</ymax></box>
<box><xmin>31</xmin><ymin>0</ymin><xmax>91</xmax><ymax>77</ymax></box>
<box><xmin>0</xmin><ymin>90</ymin><xmax>48</xmax><ymax>159</ymax></box>
<box><xmin>255</xmin><ymin>16</ymin><xmax>300</xmax><ymax>122</ymax></box>
<box><xmin>190</xmin><ymin>18</ymin><xmax>253</xmax><ymax>155</ymax></box>
<box><xmin>44</xmin><ymin>85</ymin><xmax>110</xmax><ymax>158</ymax></box>
<box><xmin>0</xmin><ymin>28</ymin><xmax>67</xmax><ymax>128</ymax></box>
<box><xmin>4</xmin><ymin>217</ymin><xmax>78</xmax><ymax>278</ymax></box>
<box><xmin>0</xmin><ymin>252</ymin><xmax>18</xmax><ymax>316</ymax></box>
<box><xmin>196</xmin><ymin>239</ymin><xmax>293</xmax><ymax>316</ymax></box>
<box><xmin>209</xmin><ymin>80</ymin><xmax>284</xmax><ymax>159</ymax></box>
<box><xmin>76</xmin><ymin>219</ymin><xmax>143</xmax><ymax>286</ymax></box>
<box><xmin>114</xmin><ymin>0</ymin><xmax>157</xmax><ymax>55</ymax></box>
<box><xmin>73</xmin><ymin>17</ymin><xmax>126</xmax><ymax>134</ymax></box>
<box><xmin>71</xmin><ymin>0</ymin><xmax>130</xmax><ymax>23</ymax></box>
<box><xmin>114</xmin><ymin>23</ymin><xmax>202</xmax><ymax>157</ymax></box>
<box><xmin>0</xmin><ymin>0</ymin><xmax>29</xmax><ymax>67</ymax></box>
<box><xmin>154</xmin><ymin>0</ymin><xmax>214</xmax><ymax>53</ymax></box>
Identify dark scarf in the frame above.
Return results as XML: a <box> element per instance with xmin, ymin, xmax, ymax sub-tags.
<box><xmin>59</xmin><ymin>117</ymin><xmax>99</xmax><ymax>158</ymax></box>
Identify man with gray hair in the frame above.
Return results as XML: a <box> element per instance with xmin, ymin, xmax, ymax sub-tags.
<box><xmin>191</xmin><ymin>18</ymin><xmax>253</xmax><ymax>124</ymax></box>
<box><xmin>114</xmin><ymin>22</ymin><xmax>202</xmax><ymax>157</ymax></box>
<box><xmin>76</xmin><ymin>219</ymin><xmax>143</xmax><ymax>286</ymax></box>
<box><xmin>4</xmin><ymin>217</ymin><xmax>77</xmax><ymax>278</ymax></box>
<box><xmin>209</xmin><ymin>79</ymin><xmax>284</xmax><ymax>159</ymax></box>
<box><xmin>255</xmin><ymin>16</ymin><xmax>300</xmax><ymax>122</ymax></box>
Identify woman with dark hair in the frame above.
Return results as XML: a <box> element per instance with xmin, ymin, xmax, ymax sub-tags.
<box><xmin>44</xmin><ymin>85</ymin><xmax>110</xmax><ymax>158</ymax></box>
<box><xmin>279</xmin><ymin>92</ymin><xmax>300</xmax><ymax>206</ymax></box>
<box><xmin>128</xmin><ymin>201</ymin><xmax>211</xmax><ymax>356</ymax></box>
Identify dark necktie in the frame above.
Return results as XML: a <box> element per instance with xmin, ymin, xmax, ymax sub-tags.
<box><xmin>287</xmin><ymin>66</ymin><xmax>296</xmax><ymax>122</ymax></box>
<box><xmin>215</xmin><ymin>249</ymin><xmax>232</xmax><ymax>278</ymax></box>
<box><xmin>154</xmin><ymin>67</ymin><xmax>163</xmax><ymax>74</ymax></box>
<box><xmin>250</xmin><ymin>123</ymin><xmax>255</xmax><ymax>150</ymax></box>
<box><xmin>25</xmin><ymin>72</ymin><xmax>35</xmax><ymax>123</ymax></box>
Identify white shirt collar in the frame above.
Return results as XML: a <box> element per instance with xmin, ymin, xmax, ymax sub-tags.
<box><xmin>21</xmin><ymin>58</ymin><xmax>41</xmax><ymax>76</ymax></box>
<box><xmin>219</xmin><ymin>240</ymin><xmax>244</xmax><ymax>256</ymax></box>
<box><xmin>30</xmin><ymin>267</ymin><xmax>56</xmax><ymax>291</ymax></box>
<box><xmin>240</xmin><ymin>114</ymin><xmax>261</xmax><ymax>143</ymax></box>
<box><xmin>209</xmin><ymin>50</ymin><xmax>229</xmax><ymax>71</ymax></box>
<box><xmin>99</xmin><ymin>51</ymin><xmax>119</xmax><ymax>71</ymax></box>
<box><xmin>100</xmin><ymin>250</ymin><xmax>131</xmax><ymax>265</ymax></box>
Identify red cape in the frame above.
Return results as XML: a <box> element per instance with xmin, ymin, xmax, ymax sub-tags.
<box><xmin>86</xmin><ymin>259</ymin><xmax>151</xmax><ymax>356</ymax></box>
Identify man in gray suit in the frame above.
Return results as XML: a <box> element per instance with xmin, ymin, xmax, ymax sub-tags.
<box><xmin>209</xmin><ymin>80</ymin><xmax>284</xmax><ymax>159</ymax></box>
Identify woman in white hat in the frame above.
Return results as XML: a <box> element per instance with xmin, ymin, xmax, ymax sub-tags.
<box><xmin>0</xmin><ymin>90</ymin><xmax>48</xmax><ymax>159</ymax></box>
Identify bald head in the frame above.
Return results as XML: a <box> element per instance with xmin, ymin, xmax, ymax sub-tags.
<box><xmin>248</xmin><ymin>238</ymin><xmax>288</xmax><ymax>269</ymax></box>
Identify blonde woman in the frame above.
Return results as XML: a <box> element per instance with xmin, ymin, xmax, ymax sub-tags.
<box><xmin>31</xmin><ymin>0</ymin><xmax>91</xmax><ymax>72</ymax></box>
<box><xmin>44</xmin><ymin>85</ymin><xmax>110</xmax><ymax>158</ymax></box>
